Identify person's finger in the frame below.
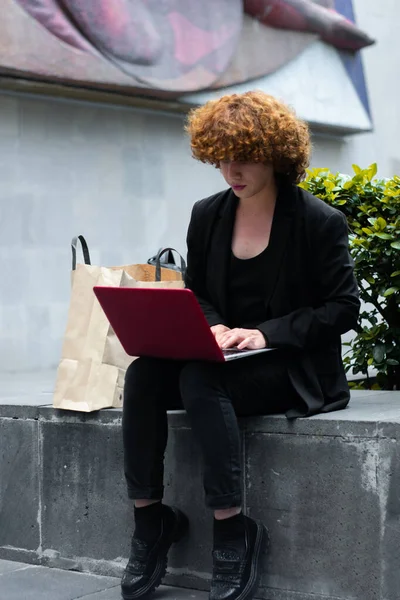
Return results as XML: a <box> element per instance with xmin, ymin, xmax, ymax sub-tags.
<box><xmin>222</xmin><ymin>332</ymin><xmax>244</xmax><ymax>348</ymax></box>
<box><xmin>219</xmin><ymin>329</ymin><xmax>238</xmax><ymax>344</ymax></box>
<box><xmin>216</xmin><ymin>334</ymin><xmax>227</xmax><ymax>347</ymax></box>
<box><xmin>237</xmin><ymin>337</ymin><xmax>252</xmax><ymax>350</ymax></box>
<box><xmin>218</xmin><ymin>333</ymin><xmax>230</xmax><ymax>345</ymax></box>
<box><xmin>216</xmin><ymin>332</ymin><xmax>228</xmax><ymax>345</ymax></box>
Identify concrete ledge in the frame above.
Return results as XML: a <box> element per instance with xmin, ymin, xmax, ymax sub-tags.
<box><xmin>1</xmin><ymin>374</ymin><xmax>400</xmax><ymax>600</ymax></box>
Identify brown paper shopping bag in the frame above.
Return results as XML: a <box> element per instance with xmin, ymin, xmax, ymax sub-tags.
<box><xmin>53</xmin><ymin>237</ymin><xmax>185</xmax><ymax>412</ymax></box>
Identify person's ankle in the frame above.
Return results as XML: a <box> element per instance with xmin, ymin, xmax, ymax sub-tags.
<box><xmin>135</xmin><ymin>499</ymin><xmax>161</xmax><ymax>509</ymax></box>
<box><xmin>213</xmin><ymin>510</ymin><xmax>246</xmax><ymax>556</ymax></box>
<box><xmin>214</xmin><ymin>506</ymin><xmax>242</xmax><ymax>520</ymax></box>
<box><xmin>134</xmin><ymin>501</ymin><xmax>164</xmax><ymax>545</ymax></box>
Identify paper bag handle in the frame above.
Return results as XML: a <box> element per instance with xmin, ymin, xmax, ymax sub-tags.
<box><xmin>71</xmin><ymin>235</ymin><xmax>91</xmax><ymax>270</ymax></box>
<box><xmin>154</xmin><ymin>247</ymin><xmax>186</xmax><ymax>281</ymax></box>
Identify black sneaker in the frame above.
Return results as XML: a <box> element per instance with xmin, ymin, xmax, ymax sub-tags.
<box><xmin>121</xmin><ymin>506</ymin><xmax>189</xmax><ymax>600</ymax></box>
<box><xmin>209</xmin><ymin>516</ymin><xmax>269</xmax><ymax>600</ymax></box>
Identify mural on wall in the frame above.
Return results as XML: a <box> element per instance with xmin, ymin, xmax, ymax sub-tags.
<box><xmin>0</xmin><ymin>0</ymin><xmax>374</xmax><ymax>131</ymax></box>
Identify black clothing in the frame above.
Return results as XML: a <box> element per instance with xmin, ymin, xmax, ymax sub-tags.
<box><xmin>134</xmin><ymin>502</ymin><xmax>164</xmax><ymax>546</ymax></box>
<box><xmin>123</xmin><ymin>355</ymin><xmax>298</xmax><ymax>508</ymax></box>
<box><xmin>213</xmin><ymin>512</ymin><xmax>246</xmax><ymax>556</ymax></box>
<box><xmin>210</xmin><ymin>516</ymin><xmax>269</xmax><ymax>600</ymax></box>
<box><xmin>122</xmin><ymin>180</ymin><xmax>360</xmax><ymax>508</ymax></box>
<box><xmin>121</xmin><ymin>505</ymin><xmax>188</xmax><ymax>599</ymax></box>
<box><xmin>228</xmin><ymin>248</ymin><xmax>271</xmax><ymax>328</ymax></box>
<box><xmin>184</xmin><ymin>180</ymin><xmax>360</xmax><ymax>417</ymax></box>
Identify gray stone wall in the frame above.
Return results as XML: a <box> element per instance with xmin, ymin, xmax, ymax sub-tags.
<box><xmin>1</xmin><ymin>391</ymin><xmax>400</xmax><ymax>600</ymax></box>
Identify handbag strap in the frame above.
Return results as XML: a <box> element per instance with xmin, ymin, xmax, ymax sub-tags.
<box><xmin>155</xmin><ymin>247</ymin><xmax>186</xmax><ymax>281</ymax></box>
<box><xmin>148</xmin><ymin>248</ymin><xmax>176</xmax><ymax>267</ymax></box>
<box><xmin>165</xmin><ymin>249</ymin><xmax>176</xmax><ymax>264</ymax></box>
<box><xmin>71</xmin><ymin>235</ymin><xmax>91</xmax><ymax>270</ymax></box>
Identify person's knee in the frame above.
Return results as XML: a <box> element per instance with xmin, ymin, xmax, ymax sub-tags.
<box><xmin>125</xmin><ymin>357</ymin><xmax>153</xmax><ymax>385</ymax></box>
<box><xmin>179</xmin><ymin>361</ymin><xmax>219</xmax><ymax>410</ymax></box>
<box><xmin>124</xmin><ymin>357</ymin><xmax>160</xmax><ymax>402</ymax></box>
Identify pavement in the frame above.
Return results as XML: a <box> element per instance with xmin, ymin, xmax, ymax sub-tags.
<box><xmin>0</xmin><ymin>559</ymin><xmax>207</xmax><ymax>600</ymax></box>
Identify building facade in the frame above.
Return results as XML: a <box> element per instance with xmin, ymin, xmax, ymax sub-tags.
<box><xmin>0</xmin><ymin>0</ymin><xmax>398</xmax><ymax>371</ymax></box>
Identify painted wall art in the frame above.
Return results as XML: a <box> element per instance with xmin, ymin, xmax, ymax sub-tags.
<box><xmin>0</xmin><ymin>0</ymin><xmax>374</xmax><ymax>132</ymax></box>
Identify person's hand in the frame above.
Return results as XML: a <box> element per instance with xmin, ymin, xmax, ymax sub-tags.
<box><xmin>219</xmin><ymin>328</ymin><xmax>267</xmax><ymax>350</ymax></box>
<box><xmin>211</xmin><ymin>324</ymin><xmax>231</xmax><ymax>347</ymax></box>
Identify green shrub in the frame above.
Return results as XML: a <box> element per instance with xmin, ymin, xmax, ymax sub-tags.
<box><xmin>299</xmin><ymin>164</ymin><xmax>400</xmax><ymax>390</ymax></box>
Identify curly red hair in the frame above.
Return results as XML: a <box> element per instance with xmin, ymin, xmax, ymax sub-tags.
<box><xmin>186</xmin><ymin>91</ymin><xmax>311</xmax><ymax>184</ymax></box>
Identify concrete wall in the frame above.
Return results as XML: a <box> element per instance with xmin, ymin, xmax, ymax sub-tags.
<box><xmin>0</xmin><ymin>0</ymin><xmax>398</xmax><ymax>372</ymax></box>
<box><xmin>0</xmin><ymin>96</ymin><xmax>221</xmax><ymax>371</ymax></box>
<box><xmin>313</xmin><ymin>0</ymin><xmax>400</xmax><ymax>178</ymax></box>
<box><xmin>1</xmin><ymin>391</ymin><xmax>400</xmax><ymax>600</ymax></box>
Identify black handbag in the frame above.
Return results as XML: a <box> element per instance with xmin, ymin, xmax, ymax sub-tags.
<box><xmin>147</xmin><ymin>247</ymin><xmax>186</xmax><ymax>281</ymax></box>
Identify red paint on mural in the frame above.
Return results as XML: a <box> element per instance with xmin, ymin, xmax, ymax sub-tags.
<box><xmin>244</xmin><ymin>0</ymin><xmax>374</xmax><ymax>50</ymax></box>
<box><xmin>11</xmin><ymin>0</ymin><xmax>374</xmax><ymax>93</ymax></box>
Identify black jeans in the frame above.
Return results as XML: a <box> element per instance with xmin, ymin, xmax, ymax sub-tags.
<box><xmin>123</xmin><ymin>353</ymin><xmax>298</xmax><ymax>509</ymax></box>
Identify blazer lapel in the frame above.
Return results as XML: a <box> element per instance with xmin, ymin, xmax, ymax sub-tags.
<box><xmin>208</xmin><ymin>189</ymin><xmax>238</xmax><ymax>320</ymax></box>
<box><xmin>262</xmin><ymin>180</ymin><xmax>297</xmax><ymax>308</ymax></box>
<box><xmin>205</xmin><ymin>182</ymin><xmax>296</xmax><ymax>320</ymax></box>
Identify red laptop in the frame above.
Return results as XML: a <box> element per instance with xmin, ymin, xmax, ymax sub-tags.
<box><xmin>93</xmin><ymin>287</ymin><xmax>272</xmax><ymax>363</ymax></box>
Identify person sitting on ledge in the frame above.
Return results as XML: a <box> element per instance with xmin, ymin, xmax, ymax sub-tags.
<box><xmin>121</xmin><ymin>91</ymin><xmax>360</xmax><ymax>600</ymax></box>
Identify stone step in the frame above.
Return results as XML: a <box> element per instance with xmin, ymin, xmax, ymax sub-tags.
<box><xmin>0</xmin><ymin>559</ymin><xmax>207</xmax><ymax>600</ymax></box>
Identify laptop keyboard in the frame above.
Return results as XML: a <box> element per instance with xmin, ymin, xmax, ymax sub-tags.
<box><xmin>222</xmin><ymin>347</ymin><xmax>248</xmax><ymax>355</ymax></box>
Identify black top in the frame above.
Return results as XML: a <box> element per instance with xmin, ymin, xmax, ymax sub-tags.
<box><xmin>184</xmin><ymin>183</ymin><xmax>360</xmax><ymax>417</ymax></box>
<box><xmin>227</xmin><ymin>246</ymin><xmax>270</xmax><ymax>328</ymax></box>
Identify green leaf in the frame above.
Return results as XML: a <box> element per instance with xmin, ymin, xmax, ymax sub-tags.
<box><xmin>375</xmin><ymin>233</ymin><xmax>393</xmax><ymax>240</ymax></box>
<box><xmin>367</xmin><ymin>163</ymin><xmax>378</xmax><ymax>180</ymax></box>
<box><xmin>343</xmin><ymin>181</ymin><xmax>354</xmax><ymax>190</ymax></box>
<box><xmin>362</xmin><ymin>228</ymin><xmax>374</xmax><ymax>235</ymax></box>
<box><xmin>391</xmin><ymin>271</ymin><xmax>400</xmax><ymax>277</ymax></box>
<box><xmin>324</xmin><ymin>180</ymin><xmax>335</xmax><ymax>192</ymax></box>
<box><xmin>383</xmin><ymin>287</ymin><xmax>399</xmax><ymax>296</ymax></box>
<box><xmin>376</xmin><ymin>217</ymin><xmax>387</xmax><ymax>230</ymax></box>
<box><xmin>352</xmin><ymin>164</ymin><xmax>362</xmax><ymax>175</ymax></box>
<box><xmin>373</xmin><ymin>345</ymin><xmax>385</xmax><ymax>363</ymax></box>
<box><xmin>391</xmin><ymin>241</ymin><xmax>400</xmax><ymax>250</ymax></box>
<box><xmin>348</xmin><ymin>381</ymin><xmax>359</xmax><ymax>389</ymax></box>
<box><xmin>307</xmin><ymin>167</ymin><xmax>331</xmax><ymax>177</ymax></box>
<box><xmin>387</xmin><ymin>359</ymin><xmax>400</xmax><ymax>366</ymax></box>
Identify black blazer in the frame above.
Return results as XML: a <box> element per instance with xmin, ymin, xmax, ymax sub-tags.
<box><xmin>184</xmin><ymin>180</ymin><xmax>360</xmax><ymax>418</ymax></box>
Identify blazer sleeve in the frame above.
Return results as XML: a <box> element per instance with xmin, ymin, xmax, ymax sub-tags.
<box><xmin>257</xmin><ymin>211</ymin><xmax>360</xmax><ymax>349</ymax></box>
<box><xmin>184</xmin><ymin>202</ymin><xmax>228</xmax><ymax>327</ymax></box>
